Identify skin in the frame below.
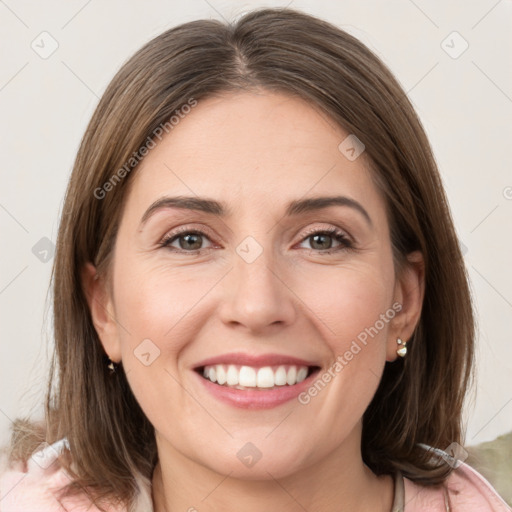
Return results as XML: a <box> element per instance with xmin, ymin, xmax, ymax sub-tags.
<box><xmin>83</xmin><ymin>91</ymin><xmax>425</xmax><ymax>511</ymax></box>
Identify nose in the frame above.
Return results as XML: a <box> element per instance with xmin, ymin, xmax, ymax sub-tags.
<box><xmin>218</xmin><ymin>243</ymin><xmax>297</xmax><ymax>334</ymax></box>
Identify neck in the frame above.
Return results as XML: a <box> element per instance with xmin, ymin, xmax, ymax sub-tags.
<box><xmin>151</xmin><ymin>426</ymin><xmax>394</xmax><ymax>512</ymax></box>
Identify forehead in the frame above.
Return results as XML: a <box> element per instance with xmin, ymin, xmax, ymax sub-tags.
<box><xmin>124</xmin><ymin>91</ymin><xmax>385</xmax><ymax>223</ymax></box>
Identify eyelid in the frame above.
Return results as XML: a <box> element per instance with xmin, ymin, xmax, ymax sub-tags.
<box><xmin>158</xmin><ymin>223</ymin><xmax>217</xmax><ymax>247</ymax></box>
<box><xmin>298</xmin><ymin>223</ymin><xmax>353</xmax><ymax>243</ymax></box>
<box><xmin>159</xmin><ymin>222</ymin><xmax>355</xmax><ymax>253</ymax></box>
<box><xmin>295</xmin><ymin>225</ymin><xmax>354</xmax><ymax>254</ymax></box>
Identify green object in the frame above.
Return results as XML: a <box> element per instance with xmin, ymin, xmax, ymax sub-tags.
<box><xmin>467</xmin><ymin>431</ymin><xmax>512</xmax><ymax>506</ymax></box>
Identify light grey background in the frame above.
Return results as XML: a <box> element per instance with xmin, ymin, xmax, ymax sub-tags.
<box><xmin>1</xmin><ymin>0</ymin><xmax>511</xmax><ymax>450</ymax></box>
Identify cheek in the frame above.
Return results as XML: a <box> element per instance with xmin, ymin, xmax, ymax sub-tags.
<box><xmin>293</xmin><ymin>259</ymin><xmax>394</xmax><ymax>352</ymax></box>
<box><xmin>112</xmin><ymin>257</ymin><xmax>208</xmax><ymax>339</ymax></box>
<box><xmin>110</xmin><ymin>260</ymin><xmax>209</xmax><ymax>423</ymax></box>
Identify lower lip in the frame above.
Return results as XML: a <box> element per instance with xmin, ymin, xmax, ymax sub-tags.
<box><xmin>193</xmin><ymin>368</ymin><xmax>321</xmax><ymax>410</ymax></box>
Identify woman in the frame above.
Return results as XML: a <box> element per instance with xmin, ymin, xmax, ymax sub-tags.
<box><xmin>0</xmin><ymin>8</ymin><xmax>509</xmax><ymax>512</ymax></box>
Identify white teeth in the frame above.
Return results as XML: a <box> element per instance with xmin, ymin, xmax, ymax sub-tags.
<box><xmin>200</xmin><ymin>364</ymin><xmax>311</xmax><ymax>388</ymax></box>
<box><xmin>286</xmin><ymin>366</ymin><xmax>297</xmax><ymax>385</ymax></box>
<box><xmin>226</xmin><ymin>365</ymin><xmax>239</xmax><ymax>386</ymax></box>
<box><xmin>296</xmin><ymin>367</ymin><xmax>308</xmax><ymax>383</ymax></box>
<box><xmin>274</xmin><ymin>366</ymin><xmax>287</xmax><ymax>386</ymax></box>
<box><xmin>239</xmin><ymin>366</ymin><xmax>256</xmax><ymax>387</ymax></box>
<box><xmin>216</xmin><ymin>365</ymin><xmax>227</xmax><ymax>385</ymax></box>
<box><xmin>256</xmin><ymin>367</ymin><xmax>275</xmax><ymax>388</ymax></box>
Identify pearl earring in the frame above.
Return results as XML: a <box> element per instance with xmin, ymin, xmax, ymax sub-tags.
<box><xmin>396</xmin><ymin>338</ymin><xmax>407</xmax><ymax>357</ymax></box>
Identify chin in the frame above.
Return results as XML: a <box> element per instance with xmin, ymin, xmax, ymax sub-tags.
<box><xmin>195</xmin><ymin>440</ymin><xmax>315</xmax><ymax>481</ymax></box>
<box><xmin>209</xmin><ymin>457</ymin><xmax>303</xmax><ymax>481</ymax></box>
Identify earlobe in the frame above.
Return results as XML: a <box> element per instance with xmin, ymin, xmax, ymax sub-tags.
<box><xmin>81</xmin><ymin>262</ymin><xmax>122</xmax><ymax>362</ymax></box>
<box><xmin>386</xmin><ymin>251</ymin><xmax>425</xmax><ymax>362</ymax></box>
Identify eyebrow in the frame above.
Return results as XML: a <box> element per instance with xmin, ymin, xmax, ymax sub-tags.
<box><xmin>139</xmin><ymin>195</ymin><xmax>373</xmax><ymax>228</ymax></box>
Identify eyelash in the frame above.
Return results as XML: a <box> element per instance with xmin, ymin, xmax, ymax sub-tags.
<box><xmin>159</xmin><ymin>226</ymin><xmax>354</xmax><ymax>255</ymax></box>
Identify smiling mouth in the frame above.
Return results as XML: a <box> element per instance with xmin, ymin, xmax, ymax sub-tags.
<box><xmin>194</xmin><ymin>364</ymin><xmax>321</xmax><ymax>390</ymax></box>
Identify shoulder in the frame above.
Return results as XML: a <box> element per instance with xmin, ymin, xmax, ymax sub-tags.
<box><xmin>0</xmin><ymin>438</ymin><xmax>103</xmax><ymax>511</ymax></box>
<box><xmin>404</xmin><ymin>461</ymin><xmax>512</xmax><ymax>511</ymax></box>
<box><xmin>0</xmin><ymin>438</ymin><xmax>150</xmax><ymax>512</ymax></box>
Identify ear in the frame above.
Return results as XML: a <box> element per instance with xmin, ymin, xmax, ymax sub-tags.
<box><xmin>386</xmin><ymin>250</ymin><xmax>425</xmax><ymax>362</ymax></box>
<box><xmin>81</xmin><ymin>262</ymin><xmax>122</xmax><ymax>363</ymax></box>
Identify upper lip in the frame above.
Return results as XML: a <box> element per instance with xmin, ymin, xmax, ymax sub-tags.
<box><xmin>193</xmin><ymin>352</ymin><xmax>320</xmax><ymax>369</ymax></box>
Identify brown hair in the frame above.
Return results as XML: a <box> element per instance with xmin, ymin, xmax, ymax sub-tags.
<box><xmin>4</xmin><ymin>7</ymin><xmax>475</xmax><ymax>509</ymax></box>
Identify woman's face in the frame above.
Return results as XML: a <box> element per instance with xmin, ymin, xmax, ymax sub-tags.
<box><xmin>86</xmin><ymin>91</ymin><xmax>423</xmax><ymax>479</ymax></box>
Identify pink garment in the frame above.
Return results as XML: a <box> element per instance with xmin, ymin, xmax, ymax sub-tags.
<box><xmin>0</xmin><ymin>438</ymin><xmax>510</xmax><ymax>511</ymax></box>
<box><xmin>403</xmin><ymin>465</ymin><xmax>511</xmax><ymax>511</ymax></box>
